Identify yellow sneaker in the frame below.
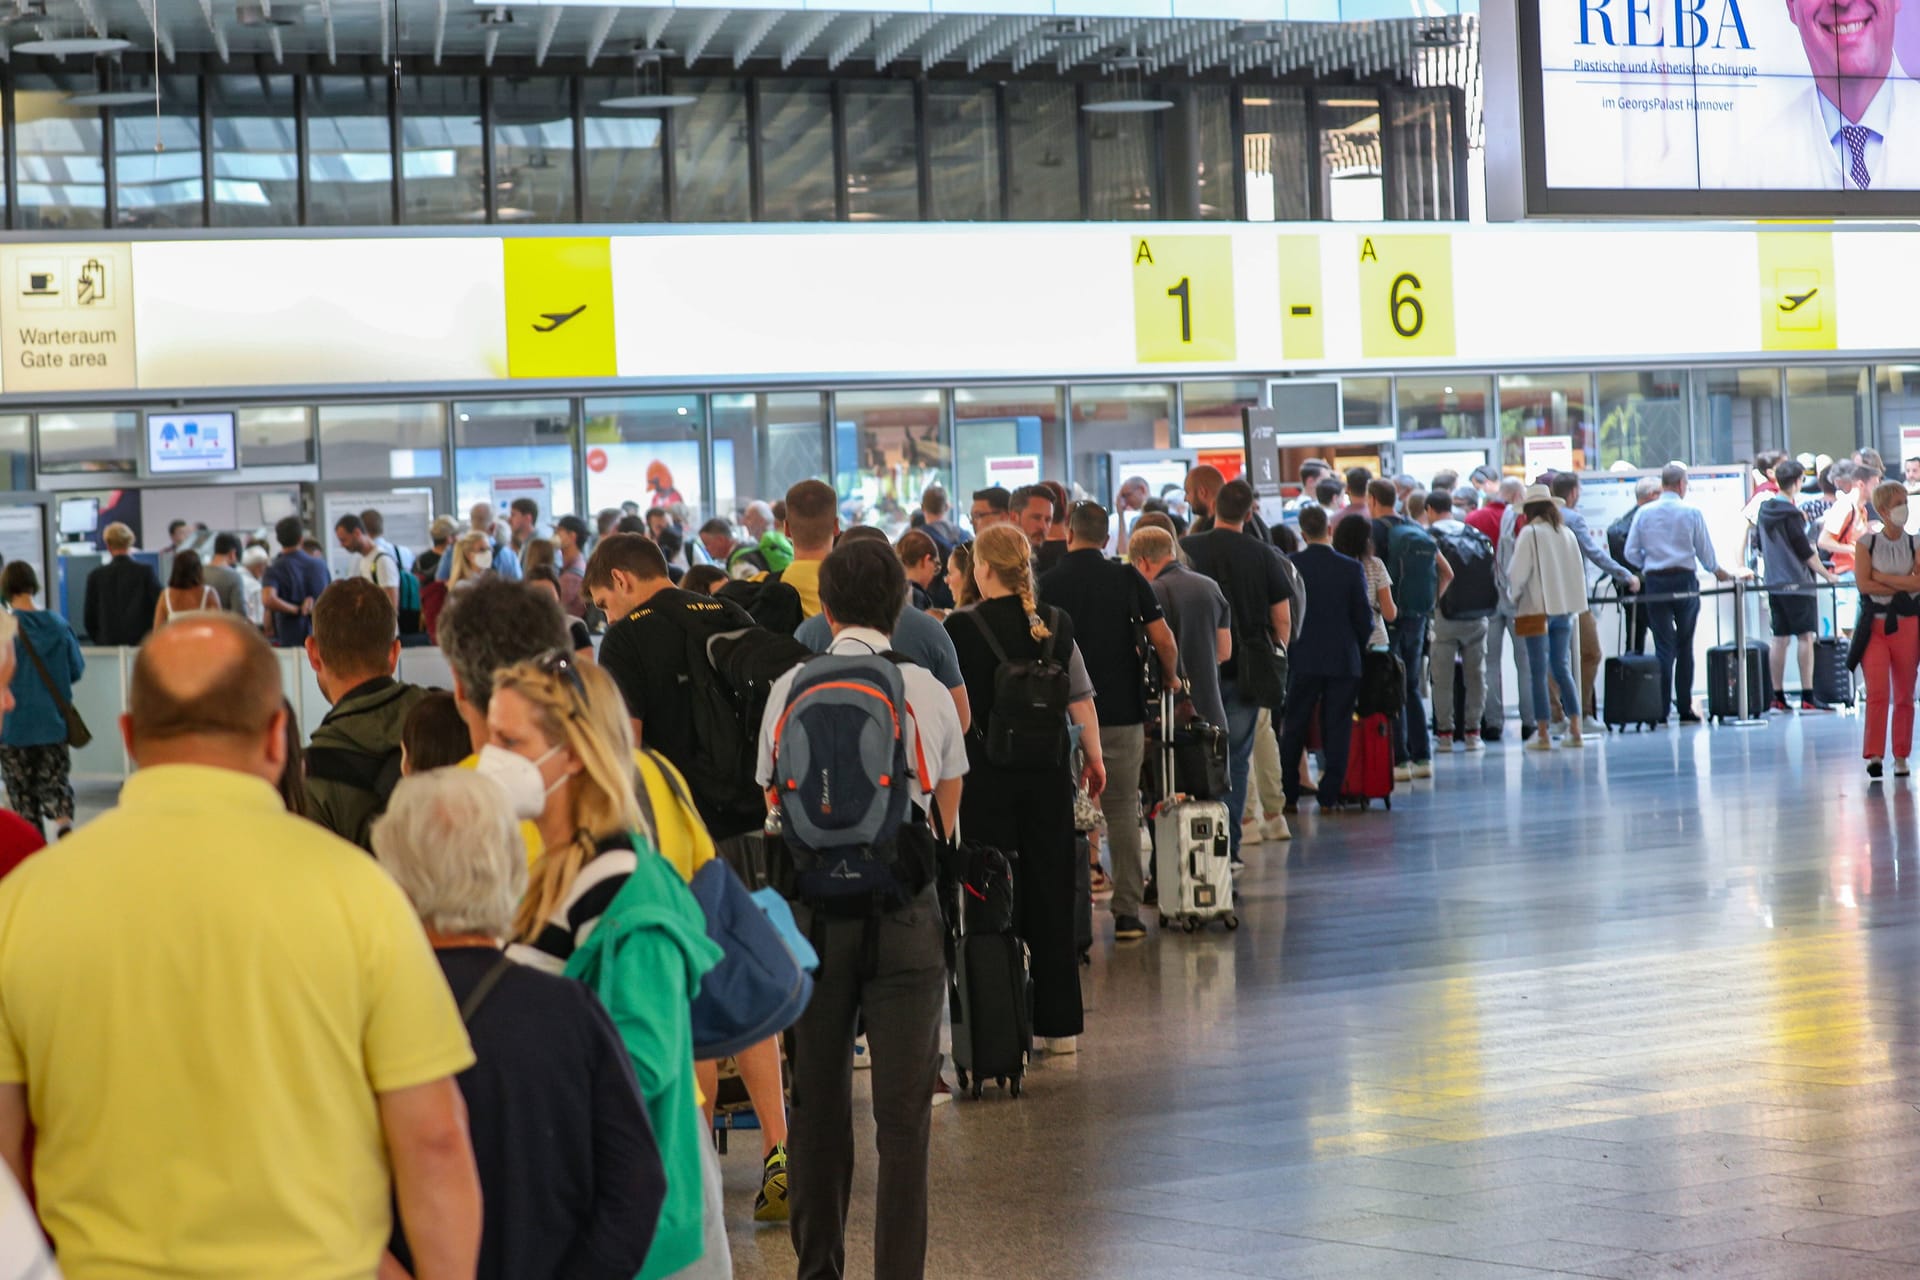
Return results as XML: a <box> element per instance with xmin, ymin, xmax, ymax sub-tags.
<box><xmin>753</xmin><ymin>1144</ymin><xmax>789</xmax><ymax>1223</ymax></box>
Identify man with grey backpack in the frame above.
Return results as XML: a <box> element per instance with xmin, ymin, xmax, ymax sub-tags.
<box><xmin>755</xmin><ymin>538</ymin><xmax>966</xmax><ymax>1280</ymax></box>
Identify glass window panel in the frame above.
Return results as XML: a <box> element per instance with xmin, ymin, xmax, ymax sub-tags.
<box><xmin>927</xmin><ymin>83</ymin><xmax>998</xmax><ymax>221</ymax></box>
<box><xmin>583</xmin><ymin>395</ymin><xmax>708</xmax><ymax>525</ymax></box>
<box><xmin>1499</xmin><ymin>373</ymin><xmax>1594</xmax><ymax>470</ymax></box>
<box><xmin>673</xmin><ymin>78</ymin><xmax>749</xmax><ymax>222</ymax></box>
<box><xmin>1691</xmin><ymin>368</ymin><xmax>1782</xmax><ymax>471</ymax></box>
<box><xmin>114</xmin><ymin>76</ymin><xmax>204</xmax><ymax>228</ymax></box>
<box><xmin>1874</xmin><ymin>366</ymin><xmax>1920</xmax><ymax>472</ymax></box>
<box><xmin>835</xmin><ymin>390</ymin><xmax>947</xmax><ymax>533</ymax></box>
<box><xmin>239</xmin><ymin>406</ymin><xmax>313</xmax><ymax>467</ymax></box>
<box><xmin>1385</xmin><ymin>86</ymin><xmax>1459</xmax><ymax>221</ymax></box>
<box><xmin>1342</xmin><ymin>376</ymin><xmax>1392</xmax><ymax>431</ymax></box>
<box><xmin>1181</xmin><ymin>379</ymin><xmax>1263</xmax><ymax>447</ymax></box>
<box><xmin>210</xmin><ymin>73</ymin><xmax>297</xmax><ymax>227</ymax></box>
<box><xmin>401</xmin><ymin>75</ymin><xmax>484</xmax><ymax>224</ymax></box>
<box><xmin>0</xmin><ymin>416</ymin><xmax>28</xmax><ymax>490</ymax></box>
<box><xmin>954</xmin><ymin>386</ymin><xmax>1066</xmax><ymax>508</ymax></box>
<box><xmin>1597</xmin><ymin>371</ymin><xmax>1690</xmax><ymax>471</ymax></box>
<box><xmin>1786</xmin><ymin>367</ymin><xmax>1868</xmax><ymax>465</ymax></box>
<box><xmin>1397</xmin><ymin>375</ymin><xmax>1490</xmax><ymax>442</ymax></box>
<box><xmin>711</xmin><ymin>392</ymin><xmax>827</xmax><ymax>526</ymax></box>
<box><xmin>1240</xmin><ymin>85</ymin><xmax>1310</xmax><ymax>222</ymax></box>
<box><xmin>583</xmin><ymin>79</ymin><xmax>665</xmax><ymax>223</ymax></box>
<box><xmin>453</xmin><ymin>400</ymin><xmax>576</xmax><ymax>520</ymax></box>
<box><xmin>1006</xmin><ymin>83</ymin><xmax>1080</xmax><ymax>221</ymax></box>
<box><xmin>759</xmin><ymin>80</ymin><xmax>836</xmax><ymax>222</ymax></box>
<box><xmin>844</xmin><ymin>82</ymin><xmax>918</xmax><ymax>222</ymax></box>
<box><xmin>1086</xmin><ymin>84</ymin><xmax>1159</xmax><ymax>220</ymax></box>
<box><xmin>307</xmin><ymin>75</ymin><xmax>393</xmax><ymax>226</ymax></box>
<box><xmin>1193</xmin><ymin>86</ymin><xmax>1233</xmax><ymax>220</ymax></box>
<box><xmin>492</xmin><ymin>78</ymin><xmax>575</xmax><ymax>224</ymax></box>
<box><xmin>318</xmin><ymin>402</ymin><xmax>445</xmax><ymax>481</ymax></box>
<box><xmin>14</xmin><ymin>77</ymin><xmax>105</xmax><ymax>230</ymax></box>
<box><xmin>1069</xmin><ymin>383</ymin><xmax>1173</xmax><ymax>501</ymax></box>
<box><xmin>37</xmin><ymin>411</ymin><xmax>136</xmax><ymax>474</ymax></box>
<box><xmin>1319</xmin><ymin>90</ymin><xmax>1382</xmax><ymax>222</ymax></box>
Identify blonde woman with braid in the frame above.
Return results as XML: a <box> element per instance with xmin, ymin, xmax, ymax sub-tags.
<box><xmin>944</xmin><ymin>525</ymin><xmax>1104</xmax><ymax>1054</ymax></box>
<box><xmin>483</xmin><ymin>653</ymin><xmax>729</xmax><ymax>1280</ymax></box>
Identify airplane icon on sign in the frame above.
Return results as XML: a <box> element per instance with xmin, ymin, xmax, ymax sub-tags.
<box><xmin>1778</xmin><ymin>288</ymin><xmax>1818</xmax><ymax>313</ymax></box>
<box><xmin>532</xmin><ymin>305</ymin><xmax>586</xmax><ymax>333</ymax></box>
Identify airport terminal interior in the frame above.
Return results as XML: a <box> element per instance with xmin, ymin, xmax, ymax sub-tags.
<box><xmin>3</xmin><ymin>0</ymin><xmax>1920</xmax><ymax>1275</ymax></box>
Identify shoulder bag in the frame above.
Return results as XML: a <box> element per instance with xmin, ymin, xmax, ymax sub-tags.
<box><xmin>19</xmin><ymin>629</ymin><xmax>90</xmax><ymax>749</ymax></box>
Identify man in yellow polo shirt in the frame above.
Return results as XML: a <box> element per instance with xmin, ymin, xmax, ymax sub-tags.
<box><xmin>0</xmin><ymin>615</ymin><xmax>480</xmax><ymax>1280</ymax></box>
<box><xmin>778</xmin><ymin>478</ymin><xmax>839</xmax><ymax>619</ymax></box>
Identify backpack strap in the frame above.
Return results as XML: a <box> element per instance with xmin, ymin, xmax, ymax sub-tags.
<box><xmin>459</xmin><ymin>953</ymin><xmax>515</xmax><ymax>1025</ymax></box>
<box><xmin>960</xmin><ymin>607</ymin><xmax>1012</xmax><ymax>665</ymax></box>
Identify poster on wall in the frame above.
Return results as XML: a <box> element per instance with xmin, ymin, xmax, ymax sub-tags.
<box><xmin>1523</xmin><ymin>435</ymin><xmax>1574</xmax><ymax>477</ymax></box>
<box><xmin>490</xmin><ymin>475</ymin><xmax>553</xmax><ymax>528</ymax></box>
<box><xmin>585</xmin><ymin>443</ymin><xmax>703</xmax><ymax>520</ymax></box>
<box><xmin>985</xmin><ymin>455</ymin><xmax>1040</xmax><ymax>490</ymax></box>
<box><xmin>1524</xmin><ymin>0</ymin><xmax>1920</xmax><ymax>209</ymax></box>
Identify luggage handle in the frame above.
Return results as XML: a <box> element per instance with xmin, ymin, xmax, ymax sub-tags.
<box><xmin>1159</xmin><ymin>686</ymin><xmax>1177</xmax><ymax>804</ymax></box>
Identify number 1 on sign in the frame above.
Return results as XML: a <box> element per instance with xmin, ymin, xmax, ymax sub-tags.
<box><xmin>1167</xmin><ymin>277</ymin><xmax>1192</xmax><ymax>344</ymax></box>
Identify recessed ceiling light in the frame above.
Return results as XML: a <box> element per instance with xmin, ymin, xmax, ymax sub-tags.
<box><xmin>1083</xmin><ymin>99</ymin><xmax>1173</xmax><ymax>114</ymax></box>
<box><xmin>65</xmin><ymin>89</ymin><xmax>158</xmax><ymax>107</ymax></box>
<box><xmin>16</xmin><ymin>35</ymin><xmax>131</xmax><ymax>54</ymax></box>
<box><xmin>598</xmin><ymin>93</ymin><xmax>697</xmax><ymax>109</ymax></box>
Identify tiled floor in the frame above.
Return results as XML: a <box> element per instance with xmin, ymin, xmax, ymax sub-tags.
<box><xmin>720</xmin><ymin>712</ymin><xmax>1920</xmax><ymax>1278</ymax></box>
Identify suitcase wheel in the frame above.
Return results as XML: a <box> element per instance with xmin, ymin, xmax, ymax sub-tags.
<box><xmin>1182</xmin><ymin>917</ymin><xmax>1198</xmax><ymax>934</ymax></box>
<box><xmin>956</xmin><ymin>1068</ymin><xmax>969</xmax><ymax>1092</ymax></box>
<box><xmin>1009</xmin><ymin>1076</ymin><xmax>1022</xmax><ymax>1100</ymax></box>
<box><xmin>1224</xmin><ymin>913</ymin><xmax>1240</xmax><ymax>931</ymax></box>
<box><xmin>1383</xmin><ymin>797</ymin><xmax>1391</xmax><ymax>810</ymax></box>
<box><xmin>970</xmin><ymin>1082</ymin><xmax>983</xmax><ymax>1101</ymax></box>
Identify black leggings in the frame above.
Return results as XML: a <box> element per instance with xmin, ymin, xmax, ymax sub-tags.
<box><xmin>960</xmin><ymin>761</ymin><xmax>1082</xmax><ymax>1040</ymax></box>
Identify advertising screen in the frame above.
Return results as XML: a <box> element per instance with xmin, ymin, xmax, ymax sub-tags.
<box><xmin>146</xmin><ymin>411</ymin><xmax>236</xmax><ymax>475</ymax></box>
<box><xmin>1522</xmin><ymin>0</ymin><xmax>1920</xmax><ymax>213</ymax></box>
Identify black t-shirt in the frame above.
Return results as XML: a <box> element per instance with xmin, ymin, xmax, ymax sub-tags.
<box><xmin>1039</xmin><ymin>548</ymin><xmax>1163</xmax><ymax>726</ymax></box>
<box><xmin>597</xmin><ymin>587</ymin><xmax>755</xmax><ymax>783</ymax></box>
<box><xmin>1034</xmin><ymin>540</ymin><xmax>1070</xmax><ymax>576</ymax></box>
<box><xmin>391</xmin><ymin>947</ymin><xmax>665</xmax><ymax>1280</ymax></box>
<box><xmin>1179</xmin><ymin>527</ymin><xmax>1294</xmax><ymax>681</ymax></box>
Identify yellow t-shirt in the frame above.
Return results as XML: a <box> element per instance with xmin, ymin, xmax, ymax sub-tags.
<box><xmin>468</xmin><ymin>748</ymin><xmax>716</xmax><ymax>883</ymax></box>
<box><xmin>780</xmin><ymin>557</ymin><xmax>823</xmax><ymax>619</ymax></box>
<box><xmin>0</xmin><ymin>764</ymin><xmax>474</xmax><ymax>1280</ymax></box>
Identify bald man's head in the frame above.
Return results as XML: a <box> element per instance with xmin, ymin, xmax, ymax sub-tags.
<box><xmin>1186</xmin><ymin>465</ymin><xmax>1226</xmax><ymax>518</ymax></box>
<box><xmin>125</xmin><ymin>614</ymin><xmax>285</xmax><ymax>780</ymax></box>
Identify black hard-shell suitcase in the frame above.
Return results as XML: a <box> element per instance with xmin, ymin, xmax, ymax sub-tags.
<box><xmin>1813</xmin><ymin>636</ymin><xmax>1853</xmax><ymax>706</ymax></box>
<box><xmin>1604</xmin><ymin>654</ymin><xmax>1663</xmax><ymax>731</ymax></box>
<box><xmin>1708</xmin><ymin>642</ymin><xmax>1772</xmax><ymax>721</ymax></box>
<box><xmin>950</xmin><ymin>929</ymin><xmax>1030</xmax><ymax>1100</ymax></box>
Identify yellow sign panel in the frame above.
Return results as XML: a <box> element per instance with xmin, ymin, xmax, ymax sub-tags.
<box><xmin>504</xmin><ymin>237</ymin><xmax>617</xmax><ymax>379</ymax></box>
<box><xmin>1277</xmin><ymin>235</ymin><xmax>1324</xmax><ymax>361</ymax></box>
<box><xmin>1131</xmin><ymin>236</ymin><xmax>1235</xmax><ymax>363</ymax></box>
<box><xmin>1357</xmin><ymin>234</ymin><xmax>1455</xmax><ymax>359</ymax></box>
<box><xmin>1757</xmin><ymin>232</ymin><xmax>1837</xmax><ymax>352</ymax></box>
<box><xmin>0</xmin><ymin>243</ymin><xmax>136</xmax><ymax>393</ymax></box>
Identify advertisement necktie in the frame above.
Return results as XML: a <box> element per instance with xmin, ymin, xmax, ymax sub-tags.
<box><xmin>1842</xmin><ymin>125</ymin><xmax>1873</xmax><ymax>190</ymax></box>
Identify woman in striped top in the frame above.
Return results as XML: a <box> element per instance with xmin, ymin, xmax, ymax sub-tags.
<box><xmin>490</xmin><ymin>653</ymin><xmax>727</xmax><ymax>1280</ymax></box>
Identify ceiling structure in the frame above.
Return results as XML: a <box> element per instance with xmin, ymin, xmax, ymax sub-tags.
<box><xmin>0</xmin><ymin>0</ymin><xmax>1477</xmax><ymax>88</ymax></box>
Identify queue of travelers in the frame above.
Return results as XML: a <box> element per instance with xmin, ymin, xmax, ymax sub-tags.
<box><xmin>0</xmin><ymin>446</ymin><xmax>1907</xmax><ymax>1280</ymax></box>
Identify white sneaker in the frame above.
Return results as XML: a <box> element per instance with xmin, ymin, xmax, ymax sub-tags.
<box><xmin>1464</xmin><ymin>734</ymin><xmax>1485</xmax><ymax>753</ymax></box>
<box><xmin>1550</xmin><ymin>717</ymin><xmax>1569</xmax><ymax>736</ymax></box>
<box><xmin>1900</xmin><ymin>759</ymin><xmax>1913</xmax><ymax>778</ymax></box>
<box><xmin>853</xmin><ymin>1035</ymin><xmax>871</xmax><ymax>1070</ymax></box>
<box><xmin>1262</xmin><ymin>816</ymin><xmax>1292</xmax><ymax>842</ymax></box>
<box><xmin>1410</xmin><ymin>760</ymin><xmax>1433</xmax><ymax>779</ymax></box>
<box><xmin>1044</xmin><ymin>1037</ymin><xmax>1078</xmax><ymax>1055</ymax></box>
<box><xmin>1526</xmin><ymin>736</ymin><xmax>1554</xmax><ymax>752</ymax></box>
<box><xmin>1581</xmin><ymin>715</ymin><xmax>1605</xmax><ymax>735</ymax></box>
<box><xmin>1393</xmin><ymin>764</ymin><xmax>1413</xmax><ymax>782</ymax></box>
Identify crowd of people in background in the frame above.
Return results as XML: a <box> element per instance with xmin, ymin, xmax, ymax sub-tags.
<box><xmin>0</xmin><ymin>441</ymin><xmax>1906</xmax><ymax>1279</ymax></box>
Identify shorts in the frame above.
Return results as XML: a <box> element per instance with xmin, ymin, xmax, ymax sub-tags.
<box><xmin>1769</xmin><ymin>592</ymin><xmax>1818</xmax><ymax>638</ymax></box>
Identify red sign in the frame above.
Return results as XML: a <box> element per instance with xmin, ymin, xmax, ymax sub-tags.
<box><xmin>586</xmin><ymin>448</ymin><xmax>608</xmax><ymax>474</ymax></box>
<box><xmin>1196</xmin><ymin>449</ymin><xmax>1244</xmax><ymax>482</ymax></box>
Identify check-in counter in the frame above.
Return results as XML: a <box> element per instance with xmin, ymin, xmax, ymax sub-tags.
<box><xmin>69</xmin><ymin>643</ymin><xmax>458</xmax><ymax>788</ymax></box>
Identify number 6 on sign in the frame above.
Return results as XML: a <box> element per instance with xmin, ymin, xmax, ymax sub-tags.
<box><xmin>1132</xmin><ymin>236</ymin><xmax>1235</xmax><ymax>363</ymax></box>
<box><xmin>1358</xmin><ymin>235</ymin><xmax>1455</xmax><ymax>359</ymax></box>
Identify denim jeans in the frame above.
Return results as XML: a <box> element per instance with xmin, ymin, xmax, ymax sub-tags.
<box><xmin>1221</xmin><ymin>681</ymin><xmax>1261</xmax><ymax>861</ymax></box>
<box><xmin>1390</xmin><ymin>616</ymin><xmax>1431</xmax><ymax>765</ymax></box>
<box><xmin>1524</xmin><ymin>615</ymin><xmax>1580</xmax><ymax>726</ymax></box>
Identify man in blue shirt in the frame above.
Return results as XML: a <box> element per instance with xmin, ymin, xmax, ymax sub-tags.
<box><xmin>260</xmin><ymin>515</ymin><xmax>332</xmax><ymax>648</ymax></box>
<box><xmin>1623</xmin><ymin>464</ymin><xmax>1739</xmax><ymax>724</ymax></box>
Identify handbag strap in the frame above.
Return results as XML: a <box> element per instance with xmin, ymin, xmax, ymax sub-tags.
<box><xmin>17</xmin><ymin>626</ymin><xmax>74</xmax><ymax>723</ymax></box>
<box><xmin>459</xmin><ymin>953</ymin><xmax>515</xmax><ymax>1024</ymax></box>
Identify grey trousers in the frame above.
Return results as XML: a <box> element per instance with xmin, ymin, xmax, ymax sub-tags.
<box><xmin>1483</xmin><ymin>609</ymin><xmax>1537</xmax><ymax>731</ymax></box>
<box><xmin>789</xmin><ymin>888</ymin><xmax>946</xmax><ymax>1280</ymax></box>
<box><xmin>1430</xmin><ymin>616</ymin><xmax>1489</xmax><ymax>735</ymax></box>
<box><xmin>1097</xmin><ymin>723</ymin><xmax>1148</xmax><ymax>919</ymax></box>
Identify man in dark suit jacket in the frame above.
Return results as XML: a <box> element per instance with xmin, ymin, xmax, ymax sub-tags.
<box><xmin>83</xmin><ymin>521</ymin><xmax>162</xmax><ymax>646</ymax></box>
<box><xmin>1280</xmin><ymin>505</ymin><xmax>1373</xmax><ymax>811</ymax></box>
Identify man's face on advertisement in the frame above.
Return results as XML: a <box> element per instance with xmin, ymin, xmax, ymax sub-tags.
<box><xmin>1786</xmin><ymin>0</ymin><xmax>1899</xmax><ymax>90</ymax></box>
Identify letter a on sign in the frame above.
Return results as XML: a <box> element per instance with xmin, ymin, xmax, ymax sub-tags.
<box><xmin>1360</xmin><ymin>238</ymin><xmax>1378</xmax><ymax>263</ymax></box>
<box><xmin>1134</xmin><ymin>241</ymin><xmax>1154</xmax><ymax>265</ymax></box>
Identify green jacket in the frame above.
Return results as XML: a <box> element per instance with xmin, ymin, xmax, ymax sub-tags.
<box><xmin>302</xmin><ymin>677</ymin><xmax>431</xmax><ymax>852</ymax></box>
<box><xmin>564</xmin><ymin>838</ymin><xmax>723</xmax><ymax>1280</ymax></box>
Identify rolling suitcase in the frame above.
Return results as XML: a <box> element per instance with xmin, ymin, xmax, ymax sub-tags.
<box><xmin>1707</xmin><ymin>642</ymin><xmax>1771</xmax><ymax>721</ymax></box>
<box><xmin>1150</xmin><ymin>689</ymin><xmax>1238</xmax><ymax>934</ymax></box>
<box><xmin>1341</xmin><ymin>713</ymin><xmax>1394</xmax><ymax>809</ymax></box>
<box><xmin>1812</xmin><ymin>636</ymin><xmax>1853</xmax><ymax>707</ymax></box>
<box><xmin>1603</xmin><ymin>654</ymin><xmax>1663</xmax><ymax>731</ymax></box>
<box><xmin>948</xmin><ymin>843</ymin><xmax>1029</xmax><ymax>1100</ymax></box>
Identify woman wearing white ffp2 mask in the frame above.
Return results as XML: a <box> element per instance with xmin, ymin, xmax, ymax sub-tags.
<box><xmin>447</xmin><ymin>530</ymin><xmax>497</xmax><ymax>592</ymax></box>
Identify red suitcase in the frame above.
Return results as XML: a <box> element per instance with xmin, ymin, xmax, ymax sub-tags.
<box><xmin>1341</xmin><ymin>714</ymin><xmax>1394</xmax><ymax>809</ymax></box>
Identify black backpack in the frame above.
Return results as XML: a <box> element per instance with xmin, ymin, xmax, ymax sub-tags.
<box><xmin>662</xmin><ymin>605</ymin><xmax>791</xmax><ymax>832</ymax></box>
<box><xmin>1607</xmin><ymin>507</ymin><xmax>1638</xmax><ymax>569</ymax></box>
<box><xmin>962</xmin><ymin>608</ymin><xmax>1071</xmax><ymax>770</ymax></box>
<box><xmin>717</xmin><ymin>574</ymin><xmax>805</xmax><ymax>637</ymax></box>
<box><xmin>707</xmin><ymin>627</ymin><xmax>815</xmax><ymax>761</ymax></box>
<box><xmin>1435</xmin><ymin>525</ymin><xmax>1499</xmax><ymax>620</ymax></box>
